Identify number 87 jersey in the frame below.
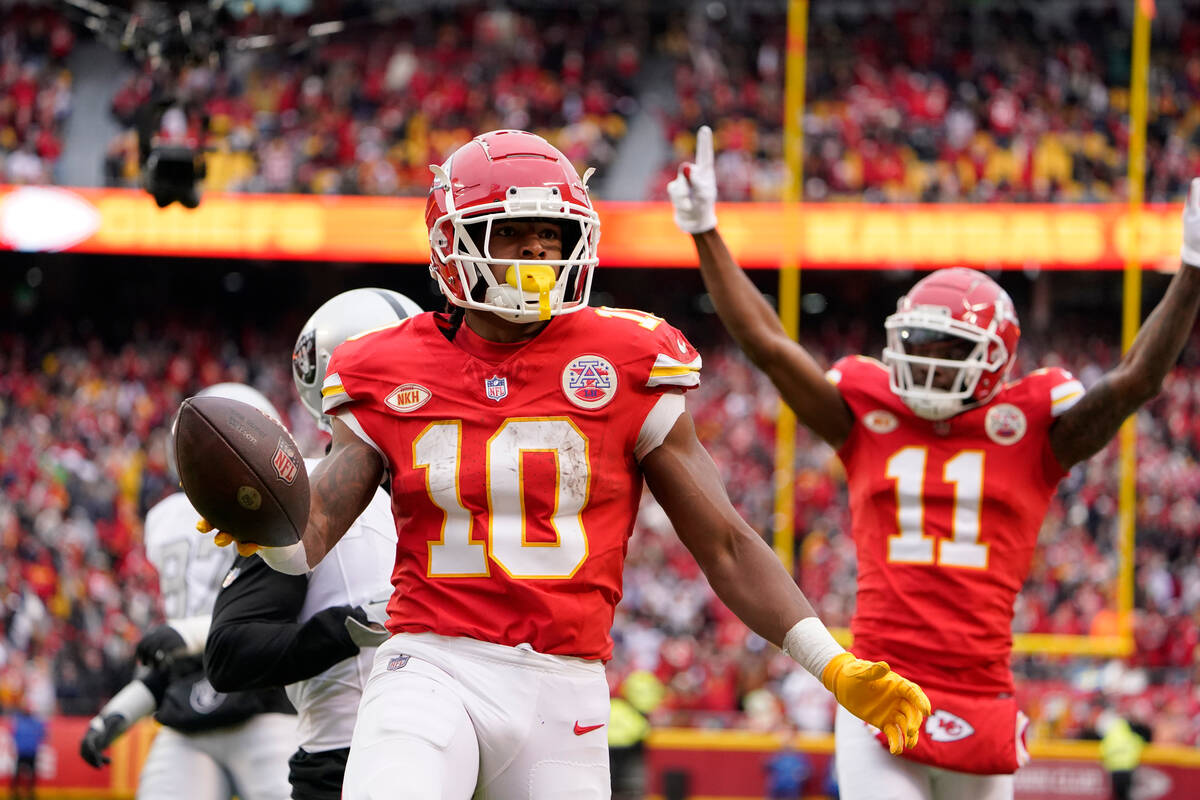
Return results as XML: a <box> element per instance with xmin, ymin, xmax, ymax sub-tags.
<box><xmin>829</xmin><ymin>355</ymin><xmax>1085</xmax><ymax>695</ymax></box>
<box><xmin>321</xmin><ymin>306</ymin><xmax>701</xmax><ymax>661</ymax></box>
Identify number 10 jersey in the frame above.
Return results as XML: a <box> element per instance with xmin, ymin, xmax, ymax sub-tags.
<box><xmin>322</xmin><ymin>308</ymin><xmax>701</xmax><ymax>661</ymax></box>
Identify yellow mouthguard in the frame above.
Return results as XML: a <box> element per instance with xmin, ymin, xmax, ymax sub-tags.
<box><xmin>506</xmin><ymin>264</ymin><xmax>555</xmax><ymax>320</ymax></box>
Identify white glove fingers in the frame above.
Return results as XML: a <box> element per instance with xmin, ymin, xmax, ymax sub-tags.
<box><xmin>1189</xmin><ymin>177</ymin><xmax>1200</xmax><ymax>213</ymax></box>
<box><xmin>695</xmin><ymin>125</ymin><xmax>714</xmax><ymax>171</ymax></box>
<box><xmin>667</xmin><ymin>126</ymin><xmax>719</xmax><ymax>235</ymax></box>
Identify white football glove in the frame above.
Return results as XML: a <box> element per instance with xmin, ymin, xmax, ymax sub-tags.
<box><xmin>666</xmin><ymin>125</ymin><xmax>718</xmax><ymax>234</ymax></box>
<box><xmin>344</xmin><ymin>595</ymin><xmax>391</xmax><ymax>648</ymax></box>
<box><xmin>1183</xmin><ymin>177</ymin><xmax>1200</xmax><ymax>268</ymax></box>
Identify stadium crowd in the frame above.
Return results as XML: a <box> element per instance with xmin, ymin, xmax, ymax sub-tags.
<box><xmin>103</xmin><ymin>4</ymin><xmax>643</xmax><ymax>195</ymax></box>
<box><xmin>0</xmin><ymin>4</ymin><xmax>73</xmax><ymax>185</ymax></box>
<box><xmin>9</xmin><ymin>2</ymin><xmax>1200</xmax><ymax>204</ymax></box>
<box><xmin>2</xmin><ymin>311</ymin><xmax>1199</xmax><ymax>746</ymax></box>
<box><xmin>655</xmin><ymin>3</ymin><xmax>1200</xmax><ymax>203</ymax></box>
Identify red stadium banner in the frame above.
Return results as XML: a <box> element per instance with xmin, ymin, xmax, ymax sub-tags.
<box><xmin>0</xmin><ymin>716</ymin><xmax>158</xmax><ymax>799</ymax></box>
<box><xmin>0</xmin><ymin>184</ymin><xmax>1184</xmax><ymax>270</ymax></box>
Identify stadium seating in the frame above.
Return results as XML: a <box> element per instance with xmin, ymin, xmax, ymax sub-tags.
<box><xmin>653</xmin><ymin>4</ymin><xmax>1200</xmax><ymax>203</ymax></box>
<box><xmin>101</xmin><ymin>5</ymin><xmax>641</xmax><ymax>195</ymax></box>
<box><xmin>0</xmin><ymin>4</ymin><xmax>73</xmax><ymax>185</ymax></box>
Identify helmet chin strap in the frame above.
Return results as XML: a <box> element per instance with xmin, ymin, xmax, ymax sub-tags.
<box><xmin>903</xmin><ymin>395</ymin><xmax>963</xmax><ymax>421</ymax></box>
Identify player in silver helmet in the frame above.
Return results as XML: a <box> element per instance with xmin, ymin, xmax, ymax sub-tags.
<box><xmin>203</xmin><ymin>288</ymin><xmax>422</xmax><ymax>800</ymax></box>
<box><xmin>81</xmin><ymin>383</ymin><xmax>298</xmax><ymax>800</ymax></box>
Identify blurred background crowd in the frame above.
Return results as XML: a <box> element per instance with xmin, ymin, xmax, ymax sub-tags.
<box><xmin>6</xmin><ymin>1</ymin><xmax>1200</xmax><ymax>202</ymax></box>
<box><xmin>2</xmin><ymin>0</ymin><xmax>1200</xmax><ymax>759</ymax></box>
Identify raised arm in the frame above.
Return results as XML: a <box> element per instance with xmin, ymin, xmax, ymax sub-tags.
<box><xmin>640</xmin><ymin>411</ymin><xmax>929</xmax><ymax>753</ymax></box>
<box><xmin>1051</xmin><ymin>182</ymin><xmax>1200</xmax><ymax>469</ymax></box>
<box><xmin>668</xmin><ymin>127</ymin><xmax>853</xmax><ymax>448</ymax></box>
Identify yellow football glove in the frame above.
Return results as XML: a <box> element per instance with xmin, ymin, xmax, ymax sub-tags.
<box><xmin>821</xmin><ymin>652</ymin><xmax>931</xmax><ymax>755</ymax></box>
<box><xmin>196</xmin><ymin>518</ymin><xmax>260</xmax><ymax>557</ymax></box>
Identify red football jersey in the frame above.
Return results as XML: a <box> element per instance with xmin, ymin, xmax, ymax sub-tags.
<box><xmin>322</xmin><ymin>307</ymin><xmax>700</xmax><ymax>660</ymax></box>
<box><xmin>829</xmin><ymin>356</ymin><xmax>1084</xmax><ymax>694</ymax></box>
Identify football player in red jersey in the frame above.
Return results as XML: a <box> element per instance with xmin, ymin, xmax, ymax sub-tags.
<box><xmin>203</xmin><ymin>130</ymin><xmax>929</xmax><ymax>799</ymax></box>
<box><xmin>668</xmin><ymin>126</ymin><xmax>1200</xmax><ymax>800</ymax></box>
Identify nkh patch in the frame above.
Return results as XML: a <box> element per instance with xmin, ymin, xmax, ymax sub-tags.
<box><xmin>387</xmin><ymin>654</ymin><xmax>410</xmax><ymax>671</ymax></box>
<box><xmin>485</xmin><ymin>375</ymin><xmax>508</xmax><ymax>402</ymax></box>
<box><xmin>385</xmin><ymin>383</ymin><xmax>432</xmax><ymax>413</ymax></box>
<box><xmin>562</xmin><ymin>354</ymin><xmax>617</xmax><ymax>410</ymax></box>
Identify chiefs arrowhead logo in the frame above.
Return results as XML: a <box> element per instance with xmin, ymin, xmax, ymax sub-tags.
<box><xmin>925</xmin><ymin>709</ymin><xmax>975</xmax><ymax>743</ymax></box>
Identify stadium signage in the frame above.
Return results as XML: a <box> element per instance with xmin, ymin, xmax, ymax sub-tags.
<box><xmin>0</xmin><ymin>185</ymin><xmax>1183</xmax><ymax>270</ymax></box>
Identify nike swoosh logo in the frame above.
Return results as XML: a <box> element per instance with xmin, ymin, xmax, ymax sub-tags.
<box><xmin>574</xmin><ymin>721</ymin><xmax>605</xmax><ymax>736</ymax></box>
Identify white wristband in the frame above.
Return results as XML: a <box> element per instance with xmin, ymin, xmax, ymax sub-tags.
<box><xmin>256</xmin><ymin>540</ymin><xmax>310</xmax><ymax>575</ymax></box>
<box><xmin>97</xmin><ymin>679</ymin><xmax>157</xmax><ymax>726</ymax></box>
<box><xmin>169</xmin><ymin>615</ymin><xmax>211</xmax><ymax>655</ymax></box>
<box><xmin>1183</xmin><ymin>243</ymin><xmax>1200</xmax><ymax>268</ymax></box>
<box><xmin>782</xmin><ymin>617</ymin><xmax>846</xmax><ymax>680</ymax></box>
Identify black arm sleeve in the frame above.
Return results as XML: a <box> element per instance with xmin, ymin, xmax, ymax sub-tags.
<box><xmin>204</xmin><ymin>555</ymin><xmax>364</xmax><ymax>692</ymax></box>
<box><xmin>138</xmin><ymin>663</ymin><xmax>172</xmax><ymax>706</ymax></box>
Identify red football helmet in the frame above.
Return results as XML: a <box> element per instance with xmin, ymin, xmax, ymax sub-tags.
<box><xmin>882</xmin><ymin>268</ymin><xmax>1020</xmax><ymax>420</ymax></box>
<box><xmin>425</xmin><ymin>130</ymin><xmax>600</xmax><ymax>322</ymax></box>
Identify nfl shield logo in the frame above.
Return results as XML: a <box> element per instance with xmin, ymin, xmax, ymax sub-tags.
<box><xmin>485</xmin><ymin>375</ymin><xmax>508</xmax><ymax>402</ymax></box>
<box><xmin>387</xmin><ymin>654</ymin><xmax>410</xmax><ymax>671</ymax></box>
<box><xmin>272</xmin><ymin>439</ymin><xmax>298</xmax><ymax>485</ymax></box>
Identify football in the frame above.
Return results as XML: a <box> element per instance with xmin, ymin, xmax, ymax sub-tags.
<box><xmin>173</xmin><ymin>395</ymin><xmax>309</xmax><ymax>548</ymax></box>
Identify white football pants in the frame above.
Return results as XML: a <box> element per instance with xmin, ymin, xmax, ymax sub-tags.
<box><xmin>136</xmin><ymin>713</ymin><xmax>297</xmax><ymax>800</ymax></box>
<box><xmin>343</xmin><ymin>632</ymin><xmax>612</xmax><ymax>800</ymax></box>
<box><xmin>835</xmin><ymin>706</ymin><xmax>1014</xmax><ymax>800</ymax></box>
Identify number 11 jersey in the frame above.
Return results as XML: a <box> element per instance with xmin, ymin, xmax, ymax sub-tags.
<box><xmin>322</xmin><ymin>307</ymin><xmax>701</xmax><ymax>661</ymax></box>
<box><xmin>830</xmin><ymin>355</ymin><xmax>1084</xmax><ymax>694</ymax></box>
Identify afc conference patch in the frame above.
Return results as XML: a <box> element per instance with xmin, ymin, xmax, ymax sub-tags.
<box><xmin>562</xmin><ymin>355</ymin><xmax>617</xmax><ymax>410</ymax></box>
<box><xmin>485</xmin><ymin>375</ymin><xmax>508</xmax><ymax>402</ymax></box>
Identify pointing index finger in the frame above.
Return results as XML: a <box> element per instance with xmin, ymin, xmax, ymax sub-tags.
<box><xmin>696</xmin><ymin>125</ymin><xmax>714</xmax><ymax>171</ymax></box>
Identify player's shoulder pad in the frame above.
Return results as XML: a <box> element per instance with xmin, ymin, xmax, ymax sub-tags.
<box><xmin>323</xmin><ymin>315</ymin><xmax>424</xmax><ymax>415</ymax></box>
<box><xmin>585</xmin><ymin>306</ymin><xmax>701</xmax><ymax>391</ymax></box>
<box><xmin>1016</xmin><ymin>366</ymin><xmax>1084</xmax><ymax>418</ymax></box>
<box><xmin>826</xmin><ymin>354</ymin><xmax>886</xmax><ymax>386</ymax></box>
<box><xmin>144</xmin><ymin>491</ymin><xmax>201</xmax><ymax>547</ymax></box>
